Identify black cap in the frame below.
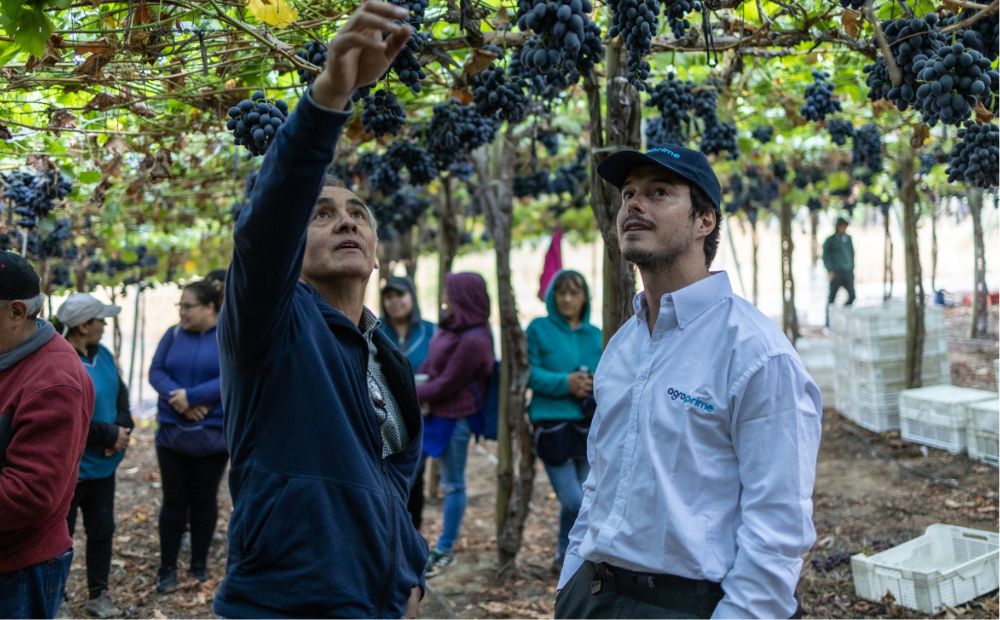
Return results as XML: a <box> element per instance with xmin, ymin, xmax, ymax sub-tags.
<box><xmin>597</xmin><ymin>145</ymin><xmax>722</xmax><ymax>210</ymax></box>
<box><xmin>381</xmin><ymin>276</ymin><xmax>412</xmax><ymax>295</ymax></box>
<box><xmin>0</xmin><ymin>251</ymin><xmax>41</xmax><ymax>300</ymax></box>
<box><xmin>836</xmin><ymin>217</ymin><xmax>849</xmax><ymax>227</ymax></box>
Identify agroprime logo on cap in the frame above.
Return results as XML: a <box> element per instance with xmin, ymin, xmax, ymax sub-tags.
<box><xmin>647</xmin><ymin>147</ymin><xmax>682</xmax><ymax>159</ymax></box>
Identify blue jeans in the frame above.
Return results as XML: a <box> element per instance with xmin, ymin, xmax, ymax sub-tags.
<box><xmin>433</xmin><ymin>418</ymin><xmax>471</xmax><ymax>555</ymax></box>
<box><xmin>544</xmin><ymin>457</ymin><xmax>589</xmax><ymax>560</ymax></box>
<box><xmin>0</xmin><ymin>549</ymin><xmax>73</xmax><ymax>619</ymax></box>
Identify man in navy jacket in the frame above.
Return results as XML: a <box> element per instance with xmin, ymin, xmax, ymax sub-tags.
<box><xmin>214</xmin><ymin>4</ymin><xmax>427</xmax><ymax>617</ymax></box>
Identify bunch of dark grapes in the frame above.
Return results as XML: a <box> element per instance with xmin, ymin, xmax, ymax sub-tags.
<box><xmin>851</xmin><ymin>123</ymin><xmax>883</xmax><ymax>177</ymax></box>
<box><xmin>692</xmin><ymin>81</ymin><xmax>719</xmax><ymax>122</ymax></box>
<box><xmin>839</xmin><ymin>0</ymin><xmax>864</xmax><ymax>9</ymax></box>
<box><xmin>295</xmin><ymin>41</ymin><xmax>326</xmax><ymax>84</ymax></box>
<box><xmin>913</xmin><ymin>40</ymin><xmax>997</xmax><ymax>125</ymax></box>
<box><xmin>801</xmin><ymin>70</ymin><xmax>842</xmax><ymax>121</ymax></box>
<box><xmin>227</xmin><ymin>91</ymin><xmax>288</xmax><ymax>156</ymax></box>
<box><xmin>864</xmin><ymin>15</ymin><xmax>946</xmax><ymax>112</ymax></box>
<box><xmin>771</xmin><ymin>160</ymin><xmax>788</xmax><ymax>182</ymax></box>
<box><xmin>514</xmin><ymin>171</ymin><xmax>551</xmax><ymax>198</ymax></box>
<box><xmin>508</xmin><ymin>54</ymin><xmax>560</xmax><ymax>100</ymax></box>
<box><xmin>386</xmin><ymin>141</ymin><xmax>439</xmax><ymax>186</ymax></box>
<box><xmin>645</xmin><ymin>117</ymin><xmax>672</xmax><ymax>147</ymax></box>
<box><xmin>471</xmin><ymin>65</ymin><xmax>529</xmax><ymax>123</ymax></box>
<box><xmin>700</xmin><ymin>120</ymin><xmax>738</xmax><ymax>159</ymax></box>
<box><xmin>663</xmin><ymin>0</ymin><xmax>701</xmax><ymax>39</ymax></box>
<box><xmin>793</xmin><ymin>165</ymin><xmax>823</xmax><ymax>189</ymax></box>
<box><xmin>362</xmin><ymin>89</ymin><xmax>407</xmax><ymax>137</ymax></box>
<box><xmin>356</xmin><ymin>152</ymin><xmax>400</xmax><ymax>194</ymax></box>
<box><xmin>447</xmin><ymin>156</ymin><xmax>475</xmax><ymax>180</ymax></box>
<box><xmin>39</xmin><ymin>217</ymin><xmax>72</xmax><ymax>259</ymax></box>
<box><xmin>515</xmin><ymin>0</ymin><xmax>604</xmax><ymax>95</ymax></box>
<box><xmin>807</xmin><ymin>197</ymin><xmax>823</xmax><ymax>211</ymax></box>
<box><xmin>827</xmin><ymin>119</ymin><xmax>854</xmax><ymax>145</ymax></box>
<box><xmin>51</xmin><ymin>264</ymin><xmax>71</xmax><ymax>288</ymax></box>
<box><xmin>371</xmin><ymin>187</ymin><xmax>431</xmax><ymax>239</ymax></box>
<box><xmin>646</xmin><ymin>73</ymin><xmax>695</xmax><ymax>140</ymax></box>
<box><xmin>751</xmin><ymin>125</ymin><xmax>774</xmax><ymax>144</ymax></box>
<box><xmin>426</xmin><ymin>101</ymin><xmax>499</xmax><ymax>169</ymax></box>
<box><xmin>608</xmin><ymin>0</ymin><xmax>659</xmax><ymax>88</ymax></box>
<box><xmin>538</xmin><ymin>131</ymin><xmax>560</xmax><ymax>155</ymax></box>
<box><xmin>2</xmin><ymin>168</ymin><xmax>72</xmax><ymax>228</ymax></box>
<box><xmin>392</xmin><ymin>29</ymin><xmax>428</xmax><ymax>94</ymax></box>
<box><xmin>390</xmin><ymin>0</ymin><xmax>428</xmax><ymax>27</ymax></box>
<box><xmin>944</xmin><ymin>10</ymin><xmax>999</xmax><ymax>62</ymax></box>
<box><xmin>946</xmin><ymin>121</ymin><xmax>998</xmax><ymax>188</ymax></box>
<box><xmin>549</xmin><ymin>149</ymin><xmax>588</xmax><ymax>199</ymax></box>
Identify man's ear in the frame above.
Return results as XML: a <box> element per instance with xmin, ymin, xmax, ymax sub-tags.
<box><xmin>7</xmin><ymin>300</ymin><xmax>29</xmax><ymax>321</ymax></box>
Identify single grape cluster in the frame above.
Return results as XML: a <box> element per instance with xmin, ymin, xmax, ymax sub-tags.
<box><xmin>663</xmin><ymin>0</ymin><xmax>701</xmax><ymax>39</ymax></box>
<box><xmin>851</xmin><ymin>123</ymin><xmax>883</xmax><ymax>178</ymax></box>
<box><xmin>514</xmin><ymin>171</ymin><xmax>551</xmax><ymax>198</ymax></box>
<box><xmin>646</xmin><ymin>73</ymin><xmax>695</xmax><ymax>140</ymax></box>
<box><xmin>362</xmin><ymin>89</ymin><xmax>407</xmax><ymax>137</ymax></box>
<box><xmin>295</xmin><ymin>41</ymin><xmax>326</xmax><ymax>84</ymax></box>
<box><xmin>390</xmin><ymin>0</ymin><xmax>428</xmax><ymax>26</ymax></box>
<box><xmin>839</xmin><ymin>0</ymin><xmax>864</xmax><ymax>9</ymax></box>
<box><xmin>608</xmin><ymin>0</ymin><xmax>660</xmax><ymax>88</ymax></box>
<box><xmin>538</xmin><ymin>132</ymin><xmax>560</xmax><ymax>155</ymax></box>
<box><xmin>392</xmin><ymin>29</ymin><xmax>428</xmax><ymax>94</ymax></box>
<box><xmin>645</xmin><ymin>117</ymin><xmax>674</xmax><ymax>147</ymax></box>
<box><xmin>801</xmin><ymin>70</ymin><xmax>841</xmax><ymax>121</ymax></box>
<box><xmin>751</xmin><ymin>125</ymin><xmax>774</xmax><ymax>144</ymax></box>
<box><xmin>386</xmin><ymin>141</ymin><xmax>439</xmax><ymax>186</ymax></box>
<box><xmin>471</xmin><ymin>65</ymin><xmax>529</xmax><ymax>123</ymax></box>
<box><xmin>946</xmin><ymin>121</ymin><xmax>998</xmax><ymax>188</ymax></box>
<box><xmin>1</xmin><ymin>168</ymin><xmax>72</xmax><ymax>228</ymax></box>
<box><xmin>515</xmin><ymin>0</ymin><xmax>604</xmax><ymax>95</ymax></box>
<box><xmin>827</xmin><ymin>119</ymin><xmax>854</xmax><ymax>145</ymax></box>
<box><xmin>944</xmin><ymin>10</ymin><xmax>999</xmax><ymax>62</ymax></box>
<box><xmin>371</xmin><ymin>187</ymin><xmax>431</xmax><ymax>239</ymax></box>
<box><xmin>227</xmin><ymin>91</ymin><xmax>288</xmax><ymax>156</ymax></box>
<box><xmin>700</xmin><ymin>120</ymin><xmax>739</xmax><ymax>160</ymax></box>
<box><xmin>807</xmin><ymin>197</ymin><xmax>823</xmax><ymax>211</ymax></box>
<box><xmin>357</xmin><ymin>152</ymin><xmax>400</xmax><ymax>194</ymax></box>
<box><xmin>426</xmin><ymin>101</ymin><xmax>499</xmax><ymax>169</ymax></box>
<box><xmin>793</xmin><ymin>165</ymin><xmax>824</xmax><ymax>189</ymax></box>
<box><xmin>913</xmin><ymin>40</ymin><xmax>997</xmax><ymax>126</ymax></box>
<box><xmin>864</xmin><ymin>15</ymin><xmax>946</xmax><ymax>112</ymax></box>
<box><xmin>549</xmin><ymin>149</ymin><xmax>588</xmax><ymax>200</ymax></box>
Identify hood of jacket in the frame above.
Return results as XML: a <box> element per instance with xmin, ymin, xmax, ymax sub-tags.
<box><xmin>380</xmin><ymin>276</ymin><xmax>424</xmax><ymax>331</ymax></box>
<box><xmin>543</xmin><ymin>270</ymin><xmax>592</xmax><ymax>331</ymax></box>
<box><xmin>441</xmin><ymin>272</ymin><xmax>490</xmax><ymax>331</ymax></box>
<box><xmin>0</xmin><ymin>319</ymin><xmax>56</xmax><ymax>371</ymax></box>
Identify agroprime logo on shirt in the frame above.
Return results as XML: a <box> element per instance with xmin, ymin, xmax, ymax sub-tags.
<box><xmin>667</xmin><ymin>387</ymin><xmax>714</xmax><ymax>413</ymax></box>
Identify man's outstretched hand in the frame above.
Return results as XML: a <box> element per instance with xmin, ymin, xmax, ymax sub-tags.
<box><xmin>312</xmin><ymin>1</ymin><xmax>411</xmax><ymax>111</ymax></box>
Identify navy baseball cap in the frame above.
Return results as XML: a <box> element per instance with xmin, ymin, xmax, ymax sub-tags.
<box><xmin>0</xmin><ymin>251</ymin><xmax>41</xmax><ymax>300</ymax></box>
<box><xmin>597</xmin><ymin>144</ymin><xmax>722</xmax><ymax>210</ymax></box>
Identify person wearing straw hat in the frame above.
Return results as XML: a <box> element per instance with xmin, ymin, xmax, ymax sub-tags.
<box><xmin>555</xmin><ymin>146</ymin><xmax>822</xmax><ymax>619</ymax></box>
<box><xmin>56</xmin><ymin>293</ymin><xmax>133</xmax><ymax>619</ymax></box>
<box><xmin>0</xmin><ymin>251</ymin><xmax>93</xmax><ymax>619</ymax></box>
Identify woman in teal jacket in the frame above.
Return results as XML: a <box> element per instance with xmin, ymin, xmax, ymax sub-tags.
<box><xmin>526</xmin><ymin>270</ymin><xmax>602</xmax><ymax>568</ymax></box>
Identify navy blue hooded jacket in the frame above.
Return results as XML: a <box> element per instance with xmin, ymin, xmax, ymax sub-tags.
<box><xmin>214</xmin><ymin>92</ymin><xmax>427</xmax><ymax>618</ymax></box>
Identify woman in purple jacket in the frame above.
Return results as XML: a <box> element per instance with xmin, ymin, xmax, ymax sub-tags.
<box><xmin>416</xmin><ymin>272</ymin><xmax>494</xmax><ymax>576</ymax></box>
<box><xmin>149</xmin><ymin>279</ymin><xmax>227</xmax><ymax>594</ymax></box>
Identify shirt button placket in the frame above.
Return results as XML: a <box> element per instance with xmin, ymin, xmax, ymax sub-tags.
<box><xmin>607</xmin><ymin>336</ymin><xmax>653</xmax><ymax>531</ymax></box>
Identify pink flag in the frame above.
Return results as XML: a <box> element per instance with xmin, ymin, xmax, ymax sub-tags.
<box><xmin>538</xmin><ymin>226</ymin><xmax>563</xmax><ymax>300</ymax></box>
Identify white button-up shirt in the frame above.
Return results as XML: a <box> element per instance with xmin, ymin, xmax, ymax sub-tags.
<box><xmin>558</xmin><ymin>271</ymin><xmax>822</xmax><ymax>619</ymax></box>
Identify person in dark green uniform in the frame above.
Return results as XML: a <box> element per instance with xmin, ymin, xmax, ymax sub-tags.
<box><xmin>823</xmin><ymin>216</ymin><xmax>855</xmax><ymax>327</ymax></box>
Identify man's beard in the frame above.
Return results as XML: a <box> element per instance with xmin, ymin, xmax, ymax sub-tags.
<box><xmin>622</xmin><ymin>238</ymin><xmax>690</xmax><ymax>271</ymax></box>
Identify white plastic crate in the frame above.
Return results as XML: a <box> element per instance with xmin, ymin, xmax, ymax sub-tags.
<box><xmin>899</xmin><ymin>386</ymin><xmax>997</xmax><ymax>454</ymax></box>
<box><xmin>852</xmin><ymin>355</ymin><xmax>950</xmax><ymax>386</ymax></box>
<box><xmin>966</xmin><ymin>400</ymin><xmax>999</xmax><ymax>466</ymax></box>
<box><xmin>847</xmin><ymin>304</ymin><xmax>945</xmax><ymax>341</ymax></box>
<box><xmin>850</xmin><ymin>334</ymin><xmax>947</xmax><ymax>363</ymax></box>
<box><xmin>852</xmin><ymin>524</ymin><xmax>999</xmax><ymax>614</ymax></box>
<box><xmin>849</xmin><ymin>400</ymin><xmax>901</xmax><ymax>432</ymax></box>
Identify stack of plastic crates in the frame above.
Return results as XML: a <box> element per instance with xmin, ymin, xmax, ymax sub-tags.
<box><xmin>795</xmin><ymin>337</ymin><xmax>835</xmax><ymax>408</ymax></box>
<box><xmin>898</xmin><ymin>385</ymin><xmax>996</xmax><ymax>454</ymax></box>
<box><xmin>830</xmin><ymin>302</ymin><xmax>949</xmax><ymax>432</ymax></box>
<box><xmin>966</xmin><ymin>399</ymin><xmax>999</xmax><ymax>466</ymax></box>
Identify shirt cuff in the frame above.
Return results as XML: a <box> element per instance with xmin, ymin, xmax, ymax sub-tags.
<box><xmin>304</xmin><ymin>87</ymin><xmax>355</xmax><ymax>115</ymax></box>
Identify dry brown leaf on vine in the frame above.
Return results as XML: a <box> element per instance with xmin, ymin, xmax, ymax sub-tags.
<box><xmin>72</xmin><ymin>39</ymin><xmax>115</xmax><ymax>55</ymax></box>
<box><xmin>871</xmin><ymin>98</ymin><xmax>895</xmax><ymax>115</ymax></box>
<box><xmin>450</xmin><ymin>88</ymin><xmax>474</xmax><ymax>105</ymax></box>
<box><xmin>974</xmin><ymin>100</ymin><xmax>994</xmax><ymax>124</ymax></box>
<box><xmin>129</xmin><ymin>102</ymin><xmax>156</xmax><ymax>119</ymax></box>
<box><xmin>26</xmin><ymin>35</ymin><xmax>64</xmax><ymax>71</ymax></box>
<box><xmin>910</xmin><ymin>123</ymin><xmax>930</xmax><ymax>148</ymax></box>
<box><xmin>780</xmin><ymin>98</ymin><xmax>806</xmax><ymax>127</ymax></box>
<box><xmin>461</xmin><ymin>48</ymin><xmax>499</xmax><ymax>82</ymax></box>
<box><xmin>841</xmin><ymin>11</ymin><xmax>861</xmax><ymax>39</ymax></box>
<box><xmin>47</xmin><ymin>109</ymin><xmax>77</xmax><ymax>135</ymax></box>
<box><xmin>344</xmin><ymin>112</ymin><xmax>371</xmax><ymax>144</ymax></box>
<box><xmin>74</xmin><ymin>52</ymin><xmax>114</xmax><ymax>78</ymax></box>
<box><xmin>84</xmin><ymin>92</ymin><xmax>125</xmax><ymax>112</ymax></box>
<box><xmin>142</xmin><ymin>149</ymin><xmax>174</xmax><ymax>180</ymax></box>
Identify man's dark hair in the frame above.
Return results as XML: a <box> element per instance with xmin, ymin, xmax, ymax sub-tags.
<box><xmin>184</xmin><ymin>279</ymin><xmax>224</xmax><ymax>313</ymax></box>
<box><xmin>689</xmin><ymin>183</ymin><xmax>721</xmax><ymax>268</ymax></box>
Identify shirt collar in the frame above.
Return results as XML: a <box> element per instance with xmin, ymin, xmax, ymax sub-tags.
<box><xmin>632</xmin><ymin>271</ymin><xmax>733</xmax><ymax>330</ymax></box>
<box><xmin>359</xmin><ymin>307</ymin><xmax>381</xmax><ymax>338</ymax></box>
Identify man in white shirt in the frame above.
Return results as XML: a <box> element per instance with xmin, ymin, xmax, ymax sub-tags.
<box><xmin>555</xmin><ymin>145</ymin><xmax>822</xmax><ymax>619</ymax></box>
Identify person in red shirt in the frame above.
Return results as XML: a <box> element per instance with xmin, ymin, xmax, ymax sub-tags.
<box><xmin>0</xmin><ymin>251</ymin><xmax>93</xmax><ymax>619</ymax></box>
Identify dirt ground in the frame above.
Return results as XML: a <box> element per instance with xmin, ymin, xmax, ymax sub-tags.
<box><xmin>62</xmin><ymin>306</ymin><xmax>999</xmax><ymax>619</ymax></box>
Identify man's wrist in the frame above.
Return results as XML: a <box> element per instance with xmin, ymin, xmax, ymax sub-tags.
<box><xmin>311</xmin><ymin>74</ymin><xmax>352</xmax><ymax>111</ymax></box>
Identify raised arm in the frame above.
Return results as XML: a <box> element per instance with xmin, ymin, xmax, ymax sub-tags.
<box><xmin>221</xmin><ymin>2</ymin><xmax>412</xmax><ymax>355</ymax></box>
